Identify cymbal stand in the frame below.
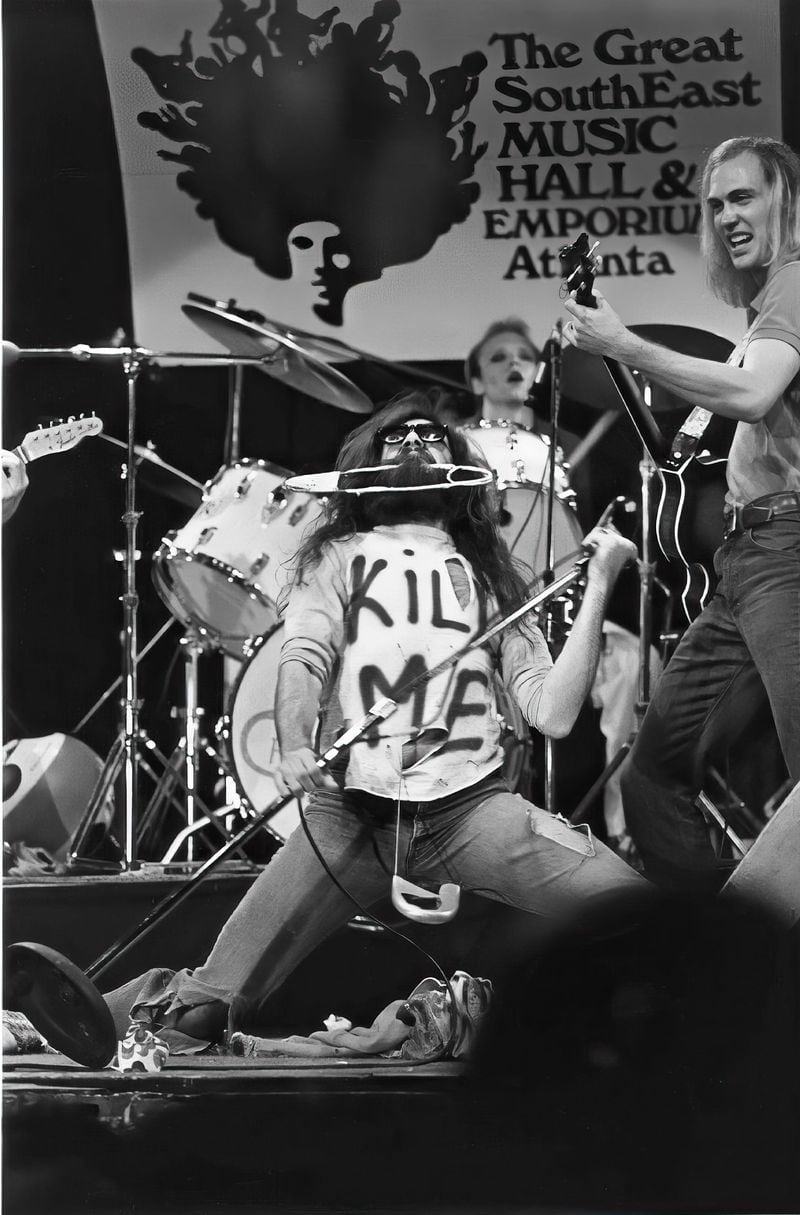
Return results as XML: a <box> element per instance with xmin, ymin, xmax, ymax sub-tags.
<box><xmin>542</xmin><ymin>323</ymin><xmax>563</xmax><ymax>814</ymax></box>
<box><xmin>134</xmin><ymin>630</ymin><xmax>253</xmax><ymax>864</ymax></box>
<box><xmin>569</xmin><ymin>379</ymin><xmax>747</xmax><ymax>859</ymax></box>
<box><xmin>221</xmin><ymin>364</ymin><xmax>247</xmax><ymax>811</ymax></box>
<box><xmin>567</xmin><ymin>373</ymin><xmax>659</xmax><ymax>828</ymax></box>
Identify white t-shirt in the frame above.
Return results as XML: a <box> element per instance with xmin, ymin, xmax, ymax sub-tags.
<box><xmin>279</xmin><ymin>524</ymin><xmax>552</xmax><ymax>800</ymax></box>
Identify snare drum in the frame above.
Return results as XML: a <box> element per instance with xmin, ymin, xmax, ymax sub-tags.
<box><xmin>229</xmin><ymin>627</ymin><xmax>302</xmax><ymax>842</ymax></box>
<box><xmin>466</xmin><ymin>422</ymin><xmax>581</xmax><ymax>581</ymax></box>
<box><xmin>154</xmin><ymin>460</ymin><xmax>322</xmax><ymax>656</ymax></box>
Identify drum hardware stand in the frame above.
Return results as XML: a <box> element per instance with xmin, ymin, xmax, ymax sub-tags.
<box><xmin>6</xmin><ymin>558</ymin><xmax>589</xmax><ymax>1068</ymax></box>
<box><xmin>568</xmin><ymin>379</ymin><xmax>748</xmax><ymax>860</ymax></box>
<box><xmin>9</xmin><ymin>342</ymin><xmax>152</xmax><ymax>872</ymax></box>
<box><xmin>541</xmin><ymin>321</ymin><xmax>564</xmax><ymax>814</ymax></box>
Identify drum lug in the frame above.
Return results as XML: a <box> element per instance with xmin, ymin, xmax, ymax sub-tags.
<box><xmin>249</xmin><ymin>553</ymin><xmax>270</xmax><ymax>577</ymax></box>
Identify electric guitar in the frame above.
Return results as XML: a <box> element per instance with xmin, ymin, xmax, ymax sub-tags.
<box><xmin>9</xmin><ymin>415</ymin><xmax>104</xmax><ymax>465</ymax></box>
<box><xmin>559</xmin><ymin>233</ymin><xmax>732</xmax><ymax>624</ymax></box>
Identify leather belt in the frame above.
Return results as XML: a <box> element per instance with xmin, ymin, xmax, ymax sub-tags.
<box><xmin>724</xmin><ymin>491</ymin><xmax>800</xmax><ymax>537</ymax></box>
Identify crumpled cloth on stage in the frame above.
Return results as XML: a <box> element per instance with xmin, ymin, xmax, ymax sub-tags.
<box><xmin>228</xmin><ymin>971</ymin><xmax>493</xmax><ymax>1063</ymax></box>
<box><xmin>2</xmin><ymin>1008</ymin><xmax>54</xmax><ymax>1054</ymax></box>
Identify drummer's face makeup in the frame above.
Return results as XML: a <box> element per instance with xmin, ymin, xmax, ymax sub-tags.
<box><xmin>378</xmin><ymin>417</ymin><xmax>451</xmax><ymax>465</ymax></box>
<box><xmin>472</xmin><ymin>332</ymin><xmax>538</xmax><ymax>407</ymax></box>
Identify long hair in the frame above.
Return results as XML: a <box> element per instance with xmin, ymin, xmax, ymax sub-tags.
<box><xmin>289</xmin><ymin>389</ymin><xmax>533</xmax><ymax>616</ymax></box>
<box><xmin>701</xmin><ymin>135</ymin><xmax>800</xmax><ymax>307</ymax></box>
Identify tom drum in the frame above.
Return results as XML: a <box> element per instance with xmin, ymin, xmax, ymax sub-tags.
<box><xmin>229</xmin><ymin>628</ymin><xmax>532</xmax><ymax>830</ymax></box>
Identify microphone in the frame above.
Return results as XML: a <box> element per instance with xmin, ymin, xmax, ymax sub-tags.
<box><xmin>284</xmin><ymin>465</ymin><xmax>493</xmax><ymax>495</ymax></box>
<box><xmin>391</xmin><ymin>875</ymin><xmax>461</xmax><ymax>924</ymax></box>
<box><xmin>529</xmin><ymin>321</ymin><xmax>562</xmax><ymax>409</ymax></box>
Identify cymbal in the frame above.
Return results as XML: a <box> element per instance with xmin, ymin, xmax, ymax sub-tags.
<box><xmin>561</xmin><ymin>324</ymin><xmax>735</xmax><ymax>414</ymax></box>
<box><xmin>182</xmin><ymin>300</ymin><xmax>373</xmax><ymax>414</ymax></box>
<box><xmin>100</xmin><ymin>435</ymin><xmax>203</xmax><ymax>509</ymax></box>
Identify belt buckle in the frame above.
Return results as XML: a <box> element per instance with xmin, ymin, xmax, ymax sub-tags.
<box><xmin>724</xmin><ymin>503</ymin><xmax>741</xmax><ymax>538</ymax></box>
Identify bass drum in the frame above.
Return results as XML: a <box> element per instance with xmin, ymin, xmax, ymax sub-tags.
<box><xmin>230</xmin><ymin>629</ymin><xmax>532</xmax><ymax>827</ymax></box>
<box><xmin>466</xmin><ymin>422</ymin><xmax>582</xmax><ymax>582</ymax></box>
<box><xmin>229</xmin><ymin>627</ymin><xmax>303</xmax><ymax>842</ymax></box>
<box><xmin>154</xmin><ymin>460</ymin><xmax>323</xmax><ymax>657</ymax></box>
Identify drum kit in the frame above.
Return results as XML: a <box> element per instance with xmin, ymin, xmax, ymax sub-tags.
<box><xmin>7</xmin><ymin>299</ymin><xmax>734</xmax><ymax>870</ymax></box>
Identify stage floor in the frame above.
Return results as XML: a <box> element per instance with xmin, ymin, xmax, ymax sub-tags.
<box><xmin>4</xmin><ymin>1049</ymin><xmax>486</xmax><ymax>1215</ymax></box>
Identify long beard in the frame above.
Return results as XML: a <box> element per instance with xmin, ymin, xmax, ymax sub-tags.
<box><xmin>355</xmin><ymin>451</ymin><xmax>467</xmax><ymax>528</ymax></box>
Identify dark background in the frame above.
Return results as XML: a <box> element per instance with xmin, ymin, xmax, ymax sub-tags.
<box><xmin>3</xmin><ymin>0</ymin><xmax>799</xmax><ymax>847</ymax></box>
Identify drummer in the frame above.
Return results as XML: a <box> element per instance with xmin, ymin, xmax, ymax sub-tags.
<box><xmin>465</xmin><ymin>317</ymin><xmax>543</xmax><ymax>429</ymax></box>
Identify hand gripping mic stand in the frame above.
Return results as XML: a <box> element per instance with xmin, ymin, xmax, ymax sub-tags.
<box><xmin>6</xmin><ymin>556</ymin><xmax>588</xmax><ymax>1067</ymax></box>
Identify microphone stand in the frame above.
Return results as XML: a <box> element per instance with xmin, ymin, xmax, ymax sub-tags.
<box><xmin>8</xmin><ymin>341</ymin><xmax>276</xmax><ymax>870</ymax></box>
<box><xmin>542</xmin><ymin>323</ymin><xmax>563</xmax><ymax>814</ymax></box>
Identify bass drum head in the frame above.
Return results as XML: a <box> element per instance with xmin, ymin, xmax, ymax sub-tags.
<box><xmin>153</xmin><ymin>461</ymin><xmax>322</xmax><ymax>658</ymax></box>
<box><xmin>229</xmin><ymin>627</ymin><xmax>303</xmax><ymax>841</ymax></box>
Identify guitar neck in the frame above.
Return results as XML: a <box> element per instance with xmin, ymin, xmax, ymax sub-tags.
<box><xmin>600</xmin><ymin>356</ymin><xmax>668</xmax><ymax>463</ymax></box>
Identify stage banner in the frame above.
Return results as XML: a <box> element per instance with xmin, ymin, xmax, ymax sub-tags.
<box><xmin>93</xmin><ymin>0</ymin><xmax>781</xmax><ymax>360</ymax></box>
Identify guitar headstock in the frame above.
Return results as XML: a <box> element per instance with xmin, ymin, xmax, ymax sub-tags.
<box><xmin>18</xmin><ymin>415</ymin><xmax>104</xmax><ymax>463</ymax></box>
<box><xmin>559</xmin><ymin>233</ymin><xmax>600</xmax><ymax>309</ymax></box>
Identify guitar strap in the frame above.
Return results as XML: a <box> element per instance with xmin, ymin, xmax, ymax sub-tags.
<box><xmin>668</xmin><ymin>321</ymin><xmax>754</xmax><ymax>467</ymax></box>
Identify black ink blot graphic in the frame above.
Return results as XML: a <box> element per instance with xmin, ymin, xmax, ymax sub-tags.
<box><xmin>132</xmin><ymin>0</ymin><xmax>488</xmax><ymax>325</ymax></box>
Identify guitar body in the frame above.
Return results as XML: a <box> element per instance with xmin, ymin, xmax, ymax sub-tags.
<box><xmin>656</xmin><ymin>456</ymin><xmax>729</xmax><ymax>623</ymax></box>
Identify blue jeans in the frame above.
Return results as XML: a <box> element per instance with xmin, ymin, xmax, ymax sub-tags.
<box><xmin>621</xmin><ymin>519</ymin><xmax>800</xmax><ymax>888</ymax></box>
<box><xmin>107</xmin><ymin>773</ymin><xmax>643</xmax><ymax>1047</ymax></box>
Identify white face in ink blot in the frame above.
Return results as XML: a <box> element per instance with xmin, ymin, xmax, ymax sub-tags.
<box><xmin>288</xmin><ymin>221</ymin><xmax>351</xmax><ymax>309</ymax></box>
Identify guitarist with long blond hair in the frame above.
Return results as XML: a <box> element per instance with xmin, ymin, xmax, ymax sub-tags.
<box><xmin>564</xmin><ymin>135</ymin><xmax>800</xmax><ymax>891</ymax></box>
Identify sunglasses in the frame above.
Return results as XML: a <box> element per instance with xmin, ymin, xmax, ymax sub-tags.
<box><xmin>376</xmin><ymin>421</ymin><xmax>448</xmax><ymax>445</ymax></box>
